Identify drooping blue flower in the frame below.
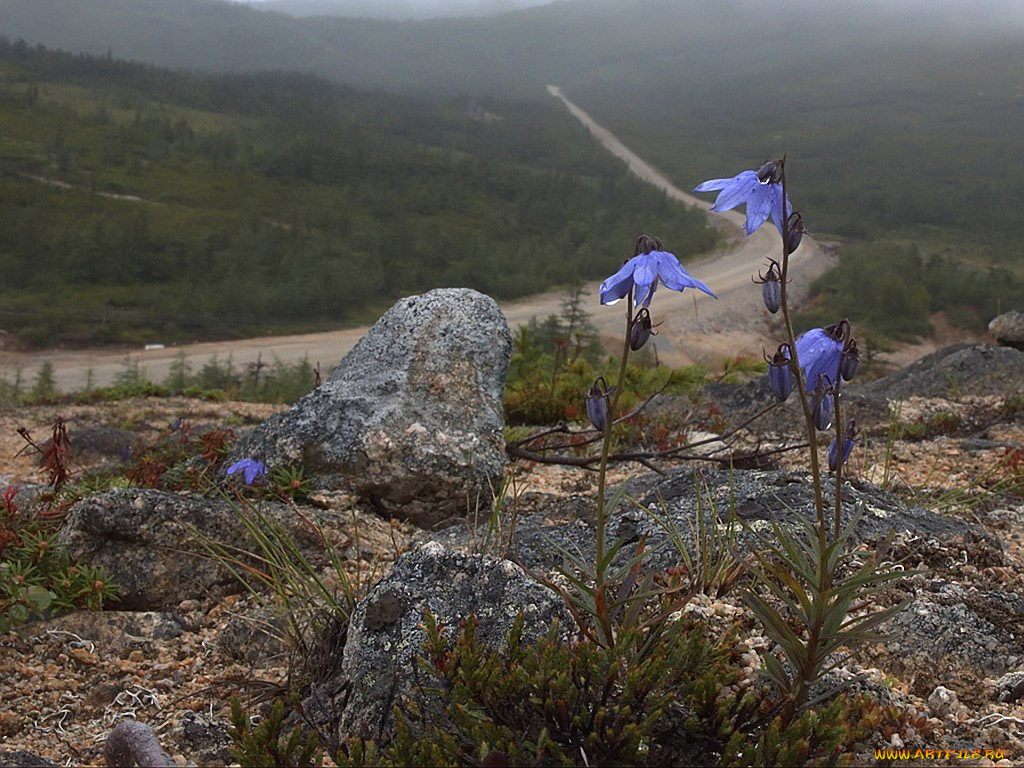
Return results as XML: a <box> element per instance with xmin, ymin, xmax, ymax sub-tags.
<box><xmin>227</xmin><ymin>458</ymin><xmax>267</xmax><ymax>485</ymax></box>
<box><xmin>600</xmin><ymin>250</ymin><xmax>716</xmax><ymax>307</ymax></box>
<box><xmin>693</xmin><ymin>169</ymin><xmax>791</xmax><ymax>236</ymax></box>
<box><xmin>794</xmin><ymin>327</ymin><xmax>844</xmax><ymax>396</ymax></box>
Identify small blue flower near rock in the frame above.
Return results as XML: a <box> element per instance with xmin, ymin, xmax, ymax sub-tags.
<box><xmin>226</xmin><ymin>458</ymin><xmax>267</xmax><ymax>485</ymax></box>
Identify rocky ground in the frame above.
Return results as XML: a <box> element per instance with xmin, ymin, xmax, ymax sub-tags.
<box><xmin>1</xmin><ymin>343</ymin><xmax>1023</xmax><ymax>766</ymax></box>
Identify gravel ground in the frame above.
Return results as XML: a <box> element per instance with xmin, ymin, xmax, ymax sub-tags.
<box><xmin>0</xmin><ymin>394</ymin><xmax>1022</xmax><ymax>765</ymax></box>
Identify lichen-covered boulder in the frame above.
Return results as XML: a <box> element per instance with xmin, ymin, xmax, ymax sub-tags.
<box><xmin>989</xmin><ymin>311</ymin><xmax>1024</xmax><ymax>350</ymax></box>
<box><xmin>303</xmin><ymin>541</ymin><xmax>572</xmax><ymax>743</ymax></box>
<box><xmin>227</xmin><ymin>288</ymin><xmax>512</xmax><ymax>527</ymax></box>
<box><xmin>56</xmin><ymin>488</ymin><xmax>330</xmax><ymax>609</ymax></box>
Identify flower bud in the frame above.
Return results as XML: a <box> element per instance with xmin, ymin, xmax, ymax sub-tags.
<box><xmin>756</xmin><ymin>260</ymin><xmax>782</xmax><ymax>314</ymax></box>
<box><xmin>785</xmin><ymin>211</ymin><xmax>805</xmax><ymax>255</ymax></box>
<box><xmin>841</xmin><ymin>338</ymin><xmax>860</xmax><ymax>381</ymax></box>
<box><xmin>767</xmin><ymin>344</ymin><xmax>794</xmax><ymax>402</ymax></box>
<box><xmin>828</xmin><ymin>420</ymin><xmax>858</xmax><ymax>471</ymax></box>
<box><xmin>585</xmin><ymin>377</ymin><xmax>612</xmax><ymax>433</ymax></box>
<box><xmin>757</xmin><ymin>158</ymin><xmax>783</xmax><ymax>184</ymax></box>
<box><xmin>813</xmin><ymin>392</ymin><xmax>834</xmax><ymax>431</ymax></box>
<box><xmin>629</xmin><ymin>307</ymin><xmax>656</xmax><ymax>351</ymax></box>
<box><xmin>634</xmin><ymin>234</ymin><xmax>663</xmax><ymax>256</ymax></box>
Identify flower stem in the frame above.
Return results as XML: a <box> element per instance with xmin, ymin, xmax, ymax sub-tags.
<box><xmin>594</xmin><ymin>293</ymin><xmax>633</xmax><ymax>594</ymax></box>
<box><xmin>777</xmin><ymin>161</ymin><xmax>827</xmax><ymax>549</ymax></box>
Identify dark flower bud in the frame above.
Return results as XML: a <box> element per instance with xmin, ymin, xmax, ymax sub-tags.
<box><xmin>634</xmin><ymin>234</ymin><xmax>663</xmax><ymax>256</ymax></box>
<box><xmin>785</xmin><ymin>211</ymin><xmax>805</xmax><ymax>255</ymax></box>
<box><xmin>813</xmin><ymin>391</ymin><xmax>834</xmax><ymax>431</ymax></box>
<box><xmin>585</xmin><ymin>377</ymin><xmax>613</xmax><ymax>433</ymax></box>
<box><xmin>825</xmin><ymin>318</ymin><xmax>851</xmax><ymax>344</ymax></box>
<box><xmin>766</xmin><ymin>344</ymin><xmax>794</xmax><ymax>402</ymax></box>
<box><xmin>755</xmin><ymin>260</ymin><xmax>782</xmax><ymax>314</ymax></box>
<box><xmin>629</xmin><ymin>307</ymin><xmax>659</xmax><ymax>351</ymax></box>
<box><xmin>840</xmin><ymin>338</ymin><xmax>860</xmax><ymax>381</ymax></box>
<box><xmin>757</xmin><ymin>158</ymin><xmax>783</xmax><ymax>184</ymax></box>
<box><xmin>828</xmin><ymin>419</ymin><xmax>858</xmax><ymax>472</ymax></box>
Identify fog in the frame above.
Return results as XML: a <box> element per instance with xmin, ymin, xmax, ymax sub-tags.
<box><xmin>238</xmin><ymin>0</ymin><xmax>1024</xmax><ymax>30</ymax></box>
<box><xmin>239</xmin><ymin>0</ymin><xmax>555</xmax><ymax>20</ymax></box>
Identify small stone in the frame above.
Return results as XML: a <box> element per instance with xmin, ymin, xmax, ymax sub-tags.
<box><xmin>889</xmin><ymin>733</ymin><xmax>904</xmax><ymax>749</ymax></box>
<box><xmin>927</xmin><ymin>685</ymin><xmax>959</xmax><ymax>718</ymax></box>
<box><xmin>68</xmin><ymin>647</ymin><xmax>99</xmax><ymax>666</ymax></box>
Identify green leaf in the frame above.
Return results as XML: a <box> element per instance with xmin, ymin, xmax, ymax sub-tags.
<box><xmin>25</xmin><ymin>584</ymin><xmax>54</xmax><ymax>613</ymax></box>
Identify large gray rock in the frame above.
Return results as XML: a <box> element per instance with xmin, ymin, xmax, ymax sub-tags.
<box><xmin>57</xmin><ymin>488</ymin><xmax>334</xmax><ymax>609</ymax></box>
<box><xmin>989</xmin><ymin>310</ymin><xmax>1024</xmax><ymax>349</ymax></box>
<box><xmin>228</xmin><ymin>288</ymin><xmax>512</xmax><ymax>527</ymax></box>
<box><xmin>303</xmin><ymin>541</ymin><xmax>572</xmax><ymax>744</ymax></box>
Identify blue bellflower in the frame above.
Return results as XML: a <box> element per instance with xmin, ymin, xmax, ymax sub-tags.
<box><xmin>600</xmin><ymin>250</ymin><xmax>715</xmax><ymax>307</ymax></box>
<box><xmin>794</xmin><ymin>327</ymin><xmax>844</xmax><ymax>396</ymax></box>
<box><xmin>693</xmin><ymin>169</ymin><xmax>792</xmax><ymax>236</ymax></box>
<box><xmin>227</xmin><ymin>458</ymin><xmax>268</xmax><ymax>485</ymax></box>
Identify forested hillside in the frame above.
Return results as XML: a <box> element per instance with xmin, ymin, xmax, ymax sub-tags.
<box><xmin>4</xmin><ymin>0</ymin><xmax>1024</xmax><ymax>344</ymax></box>
<box><xmin>0</xmin><ymin>41</ymin><xmax>715</xmax><ymax>347</ymax></box>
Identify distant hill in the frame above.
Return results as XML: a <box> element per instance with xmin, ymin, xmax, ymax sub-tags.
<box><xmin>0</xmin><ymin>43</ymin><xmax>715</xmax><ymax>347</ymax></box>
<box><xmin>4</xmin><ymin>0</ymin><xmax>1024</xmax><ymax>338</ymax></box>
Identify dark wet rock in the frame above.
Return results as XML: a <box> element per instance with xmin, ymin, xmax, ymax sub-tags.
<box><xmin>454</xmin><ymin>467</ymin><xmax>997</xmax><ymax>576</ymax></box>
<box><xmin>218</xmin><ymin>606</ymin><xmax>288</xmax><ymax>664</ymax></box>
<box><xmin>856</xmin><ymin>344</ymin><xmax>1024</xmax><ymax>401</ymax></box>
<box><xmin>989</xmin><ymin>311</ymin><xmax>1024</xmax><ymax>350</ymax></box>
<box><xmin>996</xmin><ymin>671</ymin><xmax>1024</xmax><ymax>703</ymax></box>
<box><xmin>698</xmin><ymin>344</ymin><xmax>1024</xmax><ymax>437</ymax></box>
<box><xmin>227</xmin><ymin>288</ymin><xmax>512</xmax><ymax>528</ymax></box>
<box><xmin>176</xmin><ymin>711</ymin><xmax>234</xmax><ymax>766</ymax></box>
<box><xmin>57</xmin><ymin>488</ymin><xmax>338</xmax><ymax>609</ymax></box>
<box><xmin>303</xmin><ymin>541</ymin><xmax>572</xmax><ymax>744</ymax></box>
<box><xmin>0</xmin><ymin>752</ymin><xmax>59</xmax><ymax>767</ymax></box>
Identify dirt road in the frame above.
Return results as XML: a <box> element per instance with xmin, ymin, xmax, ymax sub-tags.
<box><xmin>0</xmin><ymin>88</ymin><xmax>833</xmax><ymax>393</ymax></box>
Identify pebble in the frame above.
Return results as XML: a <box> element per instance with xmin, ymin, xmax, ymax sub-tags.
<box><xmin>928</xmin><ymin>685</ymin><xmax>960</xmax><ymax>719</ymax></box>
<box><xmin>69</xmin><ymin>647</ymin><xmax>100</xmax><ymax>666</ymax></box>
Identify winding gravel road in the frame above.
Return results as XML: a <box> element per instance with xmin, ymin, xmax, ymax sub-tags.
<box><xmin>0</xmin><ymin>88</ymin><xmax>832</xmax><ymax>392</ymax></box>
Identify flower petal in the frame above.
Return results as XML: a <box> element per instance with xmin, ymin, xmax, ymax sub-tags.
<box><xmin>707</xmin><ymin>170</ymin><xmax>760</xmax><ymax>213</ymax></box>
<box><xmin>692</xmin><ymin>177</ymin><xmax>733</xmax><ymax>193</ymax></box>
<box><xmin>599</xmin><ymin>259</ymin><xmax>636</xmax><ymax>305</ymax></box>
<box><xmin>744</xmin><ymin>185</ymin><xmax>774</xmax><ymax>235</ymax></box>
<box><xmin>627</xmin><ymin>252</ymin><xmax>658</xmax><ymax>306</ymax></box>
<box><xmin>654</xmin><ymin>252</ymin><xmax>716</xmax><ymax>298</ymax></box>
